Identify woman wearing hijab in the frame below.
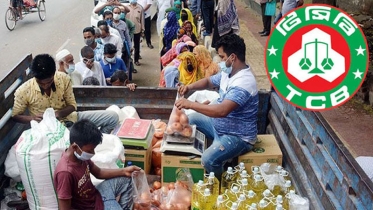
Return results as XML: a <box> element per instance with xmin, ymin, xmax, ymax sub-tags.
<box><xmin>173</xmin><ymin>1</ymin><xmax>182</xmax><ymax>19</ymax></box>
<box><xmin>193</xmin><ymin>45</ymin><xmax>219</xmax><ymax>78</ymax></box>
<box><xmin>183</xmin><ymin>20</ymin><xmax>198</xmax><ymax>45</ymax></box>
<box><xmin>171</xmin><ymin>28</ymin><xmax>192</xmax><ymax>47</ymax></box>
<box><xmin>211</xmin><ymin>0</ymin><xmax>240</xmax><ymax>48</ymax></box>
<box><xmin>161</xmin><ymin>29</ymin><xmax>191</xmax><ymax>67</ymax></box>
<box><xmin>161</xmin><ymin>11</ymin><xmax>179</xmax><ymax>57</ymax></box>
<box><xmin>179</xmin><ymin>8</ymin><xmax>198</xmax><ymax>38</ymax></box>
<box><xmin>157</xmin><ymin>0</ymin><xmax>173</xmax><ymax>36</ymax></box>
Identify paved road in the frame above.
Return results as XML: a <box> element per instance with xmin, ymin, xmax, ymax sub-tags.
<box><xmin>0</xmin><ymin>0</ymin><xmax>93</xmax><ymax>81</ymax></box>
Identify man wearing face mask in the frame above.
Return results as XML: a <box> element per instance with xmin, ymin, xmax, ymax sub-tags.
<box><xmin>54</xmin><ymin>119</ymin><xmax>141</xmax><ymax>210</ymax></box>
<box><xmin>94</xmin><ymin>0</ymin><xmax>129</xmax><ymax>16</ymax></box>
<box><xmin>101</xmin><ymin>11</ymin><xmax>123</xmax><ymax>40</ymax></box>
<box><xmin>175</xmin><ymin>34</ymin><xmax>259</xmax><ymax>180</ymax></box>
<box><xmin>12</xmin><ymin>54</ymin><xmax>119</xmax><ymax>133</ymax></box>
<box><xmin>83</xmin><ymin>27</ymin><xmax>104</xmax><ymax>62</ymax></box>
<box><xmin>56</xmin><ymin>49</ymin><xmax>83</xmax><ymax>86</ymax></box>
<box><xmin>127</xmin><ymin>0</ymin><xmax>145</xmax><ymax>66</ymax></box>
<box><xmin>75</xmin><ymin>46</ymin><xmax>107</xmax><ymax>86</ymax></box>
<box><xmin>100</xmin><ymin>43</ymin><xmax>127</xmax><ymax>84</ymax></box>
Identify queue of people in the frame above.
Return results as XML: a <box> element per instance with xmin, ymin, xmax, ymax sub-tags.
<box><xmin>9</xmin><ymin>0</ymin><xmax>262</xmax><ymax>208</ymax></box>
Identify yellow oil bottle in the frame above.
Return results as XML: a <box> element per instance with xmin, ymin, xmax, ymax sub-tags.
<box><xmin>282</xmin><ymin>180</ymin><xmax>295</xmax><ymax>197</ymax></box>
<box><xmin>251</xmin><ymin>174</ymin><xmax>266</xmax><ymax>195</ymax></box>
<box><xmin>247</xmin><ymin>203</ymin><xmax>258</xmax><ymax>210</ymax></box>
<box><xmin>199</xmin><ymin>188</ymin><xmax>215</xmax><ymax>210</ymax></box>
<box><xmin>226</xmin><ymin>185</ymin><xmax>241</xmax><ymax>202</ymax></box>
<box><xmin>191</xmin><ymin>180</ymin><xmax>205</xmax><ymax>210</ymax></box>
<box><xmin>205</xmin><ymin>172</ymin><xmax>220</xmax><ymax>197</ymax></box>
<box><xmin>257</xmin><ymin>199</ymin><xmax>273</xmax><ymax>210</ymax></box>
<box><xmin>214</xmin><ymin>194</ymin><xmax>228</xmax><ymax>210</ymax></box>
<box><xmin>221</xmin><ymin>167</ymin><xmax>237</xmax><ymax>194</ymax></box>
<box><xmin>236</xmin><ymin>194</ymin><xmax>247</xmax><ymax>210</ymax></box>
<box><xmin>246</xmin><ymin>190</ymin><xmax>260</xmax><ymax>206</ymax></box>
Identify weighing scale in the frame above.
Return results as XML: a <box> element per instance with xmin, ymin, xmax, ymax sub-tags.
<box><xmin>160</xmin><ymin>125</ymin><xmax>206</xmax><ymax>156</ymax></box>
<box><xmin>113</xmin><ymin>118</ymin><xmax>154</xmax><ymax>149</ymax></box>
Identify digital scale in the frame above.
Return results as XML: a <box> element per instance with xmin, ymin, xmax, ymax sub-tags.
<box><xmin>113</xmin><ymin>118</ymin><xmax>154</xmax><ymax>149</ymax></box>
<box><xmin>160</xmin><ymin>126</ymin><xmax>206</xmax><ymax>156</ymax></box>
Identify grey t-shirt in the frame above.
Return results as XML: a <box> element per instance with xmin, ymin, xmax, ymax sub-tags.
<box><xmin>282</xmin><ymin>0</ymin><xmax>298</xmax><ymax>15</ymax></box>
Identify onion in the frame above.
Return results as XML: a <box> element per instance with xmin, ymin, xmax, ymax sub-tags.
<box><xmin>168</xmin><ymin>182</ymin><xmax>175</xmax><ymax>190</ymax></box>
<box><xmin>181</xmin><ymin>125</ymin><xmax>193</xmax><ymax>137</ymax></box>
<box><xmin>153</xmin><ymin>181</ymin><xmax>161</xmax><ymax>190</ymax></box>
<box><xmin>179</xmin><ymin>113</ymin><xmax>189</xmax><ymax>125</ymax></box>
<box><xmin>166</xmin><ymin>126</ymin><xmax>174</xmax><ymax>135</ymax></box>
<box><xmin>152</xmin><ymin>148</ymin><xmax>162</xmax><ymax>168</ymax></box>
<box><xmin>169</xmin><ymin>114</ymin><xmax>180</xmax><ymax>124</ymax></box>
<box><xmin>171</xmin><ymin>122</ymin><xmax>183</xmax><ymax>133</ymax></box>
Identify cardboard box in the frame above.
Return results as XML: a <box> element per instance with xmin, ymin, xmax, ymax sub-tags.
<box><xmin>124</xmin><ymin>146</ymin><xmax>152</xmax><ymax>174</ymax></box>
<box><xmin>161</xmin><ymin>153</ymin><xmax>205</xmax><ymax>186</ymax></box>
<box><xmin>238</xmin><ymin>134</ymin><xmax>283</xmax><ymax>171</ymax></box>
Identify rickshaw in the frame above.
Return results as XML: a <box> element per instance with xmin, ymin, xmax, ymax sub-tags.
<box><xmin>5</xmin><ymin>0</ymin><xmax>46</xmax><ymax>31</ymax></box>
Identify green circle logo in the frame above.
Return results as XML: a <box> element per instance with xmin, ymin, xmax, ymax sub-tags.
<box><xmin>253</xmin><ymin>147</ymin><xmax>265</xmax><ymax>153</ymax></box>
<box><xmin>265</xmin><ymin>4</ymin><xmax>369</xmax><ymax>110</ymax></box>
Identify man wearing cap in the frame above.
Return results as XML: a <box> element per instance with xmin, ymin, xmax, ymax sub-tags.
<box><xmin>100</xmin><ymin>43</ymin><xmax>127</xmax><ymax>84</ymax></box>
<box><xmin>56</xmin><ymin>49</ymin><xmax>83</xmax><ymax>86</ymax></box>
<box><xmin>12</xmin><ymin>54</ymin><xmax>119</xmax><ymax>134</ymax></box>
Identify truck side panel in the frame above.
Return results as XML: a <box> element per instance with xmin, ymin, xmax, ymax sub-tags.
<box><xmin>268</xmin><ymin>92</ymin><xmax>373</xmax><ymax>210</ymax></box>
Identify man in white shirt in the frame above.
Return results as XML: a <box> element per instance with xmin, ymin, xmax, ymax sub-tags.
<box><xmin>56</xmin><ymin>49</ymin><xmax>83</xmax><ymax>86</ymax></box>
<box><xmin>75</xmin><ymin>46</ymin><xmax>107</xmax><ymax>86</ymax></box>
<box><xmin>138</xmin><ymin>0</ymin><xmax>154</xmax><ymax>49</ymax></box>
<box><xmin>98</xmin><ymin>22</ymin><xmax>123</xmax><ymax>57</ymax></box>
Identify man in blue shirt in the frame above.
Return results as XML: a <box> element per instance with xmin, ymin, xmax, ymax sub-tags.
<box><xmin>99</xmin><ymin>43</ymin><xmax>127</xmax><ymax>85</ymax></box>
<box><xmin>176</xmin><ymin>34</ymin><xmax>259</xmax><ymax>179</ymax></box>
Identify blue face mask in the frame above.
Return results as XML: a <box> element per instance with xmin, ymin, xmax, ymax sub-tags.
<box><xmin>219</xmin><ymin>55</ymin><xmax>233</xmax><ymax>74</ymax></box>
<box><xmin>120</xmin><ymin>12</ymin><xmax>125</xmax><ymax>20</ymax></box>
<box><xmin>74</xmin><ymin>145</ymin><xmax>95</xmax><ymax>161</ymax></box>
<box><xmin>106</xmin><ymin>19</ymin><xmax>113</xmax><ymax>26</ymax></box>
<box><xmin>96</xmin><ymin>38</ymin><xmax>102</xmax><ymax>45</ymax></box>
<box><xmin>130</xmin><ymin>0</ymin><xmax>137</xmax><ymax>4</ymax></box>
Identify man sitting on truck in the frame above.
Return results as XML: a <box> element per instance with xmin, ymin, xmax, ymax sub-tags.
<box><xmin>175</xmin><ymin>34</ymin><xmax>259</xmax><ymax>179</ymax></box>
<box><xmin>54</xmin><ymin>119</ymin><xmax>141</xmax><ymax>210</ymax></box>
<box><xmin>12</xmin><ymin>53</ymin><xmax>119</xmax><ymax>134</ymax></box>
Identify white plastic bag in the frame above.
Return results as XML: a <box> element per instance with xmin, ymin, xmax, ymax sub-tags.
<box><xmin>260</xmin><ymin>163</ymin><xmax>284</xmax><ymax>191</ymax></box>
<box><xmin>289</xmin><ymin>192</ymin><xmax>310</xmax><ymax>210</ymax></box>
<box><xmin>184</xmin><ymin>90</ymin><xmax>220</xmax><ymax>115</ymax></box>
<box><xmin>4</xmin><ymin>145</ymin><xmax>21</xmax><ymax>182</ymax></box>
<box><xmin>90</xmin><ymin>134</ymin><xmax>125</xmax><ymax>186</ymax></box>
<box><xmin>15</xmin><ymin>108</ymin><xmax>70</xmax><ymax>210</ymax></box>
<box><xmin>106</xmin><ymin>105</ymin><xmax>140</xmax><ymax>124</ymax></box>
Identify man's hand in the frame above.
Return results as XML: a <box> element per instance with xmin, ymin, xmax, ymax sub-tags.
<box><xmin>195</xmin><ymin>14</ymin><xmax>200</xmax><ymax>20</ymax></box>
<box><xmin>123</xmin><ymin>166</ymin><xmax>141</xmax><ymax>177</ymax></box>
<box><xmin>33</xmin><ymin>113</ymin><xmax>43</xmax><ymax>122</ymax></box>
<box><xmin>178</xmin><ymin>85</ymin><xmax>190</xmax><ymax>96</ymax></box>
<box><xmin>126</xmin><ymin>83</ymin><xmax>137</xmax><ymax>91</ymax></box>
<box><xmin>106</xmin><ymin>78</ymin><xmax>111</xmax><ymax>84</ymax></box>
<box><xmin>175</xmin><ymin>98</ymin><xmax>193</xmax><ymax>110</ymax></box>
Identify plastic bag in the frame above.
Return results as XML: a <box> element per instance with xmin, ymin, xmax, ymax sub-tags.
<box><xmin>175</xmin><ymin>168</ymin><xmax>194</xmax><ymax>191</ymax></box>
<box><xmin>289</xmin><ymin>192</ymin><xmax>310</xmax><ymax>210</ymax></box>
<box><xmin>133</xmin><ymin>170</ymin><xmax>152</xmax><ymax>210</ymax></box>
<box><xmin>260</xmin><ymin>163</ymin><xmax>284</xmax><ymax>191</ymax></box>
<box><xmin>161</xmin><ymin>182</ymin><xmax>191</xmax><ymax>210</ymax></box>
<box><xmin>184</xmin><ymin>90</ymin><xmax>220</xmax><ymax>116</ymax></box>
<box><xmin>265</xmin><ymin>0</ymin><xmax>276</xmax><ymax>16</ymax></box>
<box><xmin>165</xmin><ymin>94</ymin><xmax>193</xmax><ymax>137</ymax></box>
<box><xmin>4</xmin><ymin>145</ymin><xmax>21</xmax><ymax>182</ymax></box>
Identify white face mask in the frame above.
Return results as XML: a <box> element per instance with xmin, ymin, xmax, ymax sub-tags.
<box><xmin>74</xmin><ymin>145</ymin><xmax>95</xmax><ymax>161</ymax></box>
<box><xmin>105</xmin><ymin>57</ymin><xmax>116</xmax><ymax>63</ymax></box>
<box><xmin>113</xmin><ymin>14</ymin><xmax>120</xmax><ymax>21</ymax></box>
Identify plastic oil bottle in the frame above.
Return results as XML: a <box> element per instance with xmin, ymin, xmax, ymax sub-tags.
<box><xmin>246</xmin><ymin>190</ymin><xmax>260</xmax><ymax>207</ymax></box>
<box><xmin>257</xmin><ymin>199</ymin><xmax>272</xmax><ymax>210</ymax></box>
<box><xmin>274</xmin><ymin>204</ymin><xmax>283</xmax><ymax>210</ymax></box>
<box><xmin>229</xmin><ymin>202</ymin><xmax>239</xmax><ymax>210</ymax></box>
<box><xmin>237</xmin><ymin>170</ymin><xmax>250</xmax><ymax>184</ymax></box>
<box><xmin>279</xmin><ymin>170</ymin><xmax>290</xmax><ymax>182</ymax></box>
<box><xmin>234</xmin><ymin>162</ymin><xmax>246</xmax><ymax>181</ymax></box>
<box><xmin>214</xmin><ymin>194</ymin><xmax>228</xmax><ymax>210</ymax></box>
<box><xmin>221</xmin><ymin>167</ymin><xmax>237</xmax><ymax>194</ymax></box>
<box><xmin>236</xmin><ymin>194</ymin><xmax>247</xmax><ymax>210</ymax></box>
<box><xmin>191</xmin><ymin>180</ymin><xmax>205</xmax><ymax>210</ymax></box>
<box><xmin>284</xmin><ymin>190</ymin><xmax>295</xmax><ymax>210</ymax></box>
<box><xmin>226</xmin><ymin>185</ymin><xmax>241</xmax><ymax>202</ymax></box>
<box><xmin>238</xmin><ymin>178</ymin><xmax>250</xmax><ymax>193</ymax></box>
<box><xmin>251</xmin><ymin>174</ymin><xmax>266</xmax><ymax>195</ymax></box>
<box><xmin>248</xmin><ymin>203</ymin><xmax>258</xmax><ymax>210</ymax></box>
<box><xmin>199</xmin><ymin>188</ymin><xmax>215</xmax><ymax>210</ymax></box>
<box><xmin>274</xmin><ymin>195</ymin><xmax>288</xmax><ymax>210</ymax></box>
<box><xmin>249</xmin><ymin>166</ymin><xmax>261</xmax><ymax>185</ymax></box>
<box><xmin>205</xmin><ymin>172</ymin><xmax>220</xmax><ymax>197</ymax></box>
<box><xmin>262</xmin><ymin>189</ymin><xmax>275</xmax><ymax>201</ymax></box>
<box><xmin>282</xmin><ymin>180</ymin><xmax>295</xmax><ymax>197</ymax></box>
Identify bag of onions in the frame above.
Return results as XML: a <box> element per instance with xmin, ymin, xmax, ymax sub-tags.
<box><xmin>132</xmin><ymin>170</ymin><xmax>152</xmax><ymax>210</ymax></box>
<box><xmin>165</xmin><ymin>95</ymin><xmax>194</xmax><ymax>138</ymax></box>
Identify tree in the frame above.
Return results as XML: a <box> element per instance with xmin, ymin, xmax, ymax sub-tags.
<box><xmin>312</xmin><ymin>0</ymin><xmax>337</xmax><ymax>6</ymax></box>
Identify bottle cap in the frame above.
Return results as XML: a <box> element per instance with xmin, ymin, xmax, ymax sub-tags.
<box><xmin>251</xmin><ymin>203</ymin><xmax>257</xmax><ymax>208</ymax></box>
<box><xmin>227</xmin><ymin>167</ymin><xmax>233</xmax><ymax>173</ymax></box>
<box><xmin>285</xmin><ymin>180</ymin><xmax>292</xmax><ymax>187</ymax></box>
<box><xmin>217</xmin><ymin>195</ymin><xmax>224</xmax><ymax>201</ymax></box>
<box><xmin>204</xmin><ymin>188</ymin><xmax>211</xmax><ymax>195</ymax></box>
<box><xmin>276</xmin><ymin>204</ymin><xmax>283</xmax><ymax>210</ymax></box>
<box><xmin>241</xmin><ymin>170</ymin><xmax>248</xmax><ymax>176</ymax></box>
<box><xmin>198</xmin><ymin>180</ymin><xmax>204</xmax><ymax>185</ymax></box>
<box><xmin>239</xmin><ymin>162</ymin><xmax>245</xmax><ymax>168</ymax></box>
<box><xmin>259</xmin><ymin>200</ymin><xmax>266</xmax><ymax>207</ymax></box>
<box><xmin>127</xmin><ymin>161</ymin><xmax>132</xmax><ymax>166</ymax></box>
<box><xmin>263</xmin><ymin>189</ymin><xmax>271</xmax><ymax>196</ymax></box>
<box><xmin>242</xmin><ymin>178</ymin><xmax>248</xmax><ymax>185</ymax></box>
<box><xmin>254</xmin><ymin>174</ymin><xmax>262</xmax><ymax>181</ymax></box>
<box><xmin>232</xmin><ymin>202</ymin><xmax>238</xmax><ymax>208</ymax></box>
<box><xmin>248</xmin><ymin>190</ymin><xmax>255</xmax><ymax>197</ymax></box>
<box><xmin>252</xmin><ymin>166</ymin><xmax>259</xmax><ymax>173</ymax></box>
<box><xmin>209</xmin><ymin>172</ymin><xmax>215</xmax><ymax>177</ymax></box>
<box><xmin>276</xmin><ymin>165</ymin><xmax>283</xmax><ymax>171</ymax></box>
<box><xmin>276</xmin><ymin>195</ymin><xmax>283</xmax><ymax>202</ymax></box>
<box><xmin>232</xmin><ymin>186</ymin><xmax>239</xmax><ymax>192</ymax></box>
<box><xmin>239</xmin><ymin>194</ymin><xmax>246</xmax><ymax>201</ymax></box>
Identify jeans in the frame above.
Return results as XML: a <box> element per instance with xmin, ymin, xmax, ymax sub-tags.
<box><xmin>77</xmin><ymin>110</ymin><xmax>119</xmax><ymax>134</ymax></box>
<box><xmin>144</xmin><ymin>16</ymin><xmax>152</xmax><ymax>45</ymax></box>
<box><xmin>96</xmin><ymin>177</ymin><xmax>133</xmax><ymax>210</ymax></box>
<box><xmin>164</xmin><ymin>66</ymin><xmax>179</xmax><ymax>87</ymax></box>
<box><xmin>273</xmin><ymin>12</ymin><xmax>282</xmax><ymax>25</ymax></box>
<box><xmin>133</xmin><ymin>33</ymin><xmax>141</xmax><ymax>62</ymax></box>
<box><xmin>201</xmin><ymin>0</ymin><xmax>214</xmax><ymax>34</ymax></box>
<box><xmin>188</xmin><ymin>112</ymin><xmax>254</xmax><ymax>179</ymax></box>
<box><xmin>261</xmin><ymin>3</ymin><xmax>272</xmax><ymax>33</ymax></box>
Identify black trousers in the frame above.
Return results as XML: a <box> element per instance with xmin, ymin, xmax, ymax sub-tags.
<box><xmin>261</xmin><ymin>3</ymin><xmax>272</xmax><ymax>33</ymax></box>
<box><xmin>145</xmin><ymin>16</ymin><xmax>152</xmax><ymax>45</ymax></box>
<box><xmin>133</xmin><ymin>33</ymin><xmax>141</xmax><ymax>62</ymax></box>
